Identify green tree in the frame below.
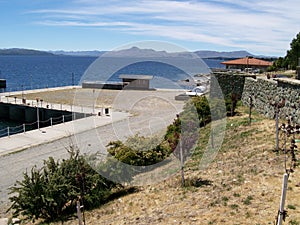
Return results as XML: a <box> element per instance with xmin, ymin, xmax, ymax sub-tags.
<box><xmin>285</xmin><ymin>32</ymin><xmax>300</xmax><ymax>69</ymax></box>
<box><xmin>272</xmin><ymin>32</ymin><xmax>300</xmax><ymax>70</ymax></box>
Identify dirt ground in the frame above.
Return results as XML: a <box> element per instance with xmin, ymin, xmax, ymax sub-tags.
<box><xmin>16</xmin><ymin>106</ymin><xmax>300</xmax><ymax>225</ymax></box>
<box><xmin>4</xmin><ymin>89</ymin><xmax>300</xmax><ymax>224</ymax></box>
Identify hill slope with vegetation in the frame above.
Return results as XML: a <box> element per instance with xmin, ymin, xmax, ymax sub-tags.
<box><xmin>20</xmin><ymin>105</ymin><xmax>300</xmax><ymax>225</ymax></box>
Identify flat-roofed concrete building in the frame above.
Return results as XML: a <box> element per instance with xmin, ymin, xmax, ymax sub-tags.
<box><xmin>119</xmin><ymin>74</ymin><xmax>153</xmax><ymax>90</ymax></box>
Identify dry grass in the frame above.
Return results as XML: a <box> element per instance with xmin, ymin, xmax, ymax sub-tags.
<box><xmin>20</xmin><ymin>106</ymin><xmax>300</xmax><ymax>225</ymax></box>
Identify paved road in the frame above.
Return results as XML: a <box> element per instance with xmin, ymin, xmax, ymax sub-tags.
<box><xmin>0</xmin><ymin>89</ymin><xmax>184</xmax><ymax>216</ymax></box>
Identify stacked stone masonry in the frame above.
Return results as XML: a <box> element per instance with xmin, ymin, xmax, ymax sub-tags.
<box><xmin>241</xmin><ymin>77</ymin><xmax>300</xmax><ymax>123</ymax></box>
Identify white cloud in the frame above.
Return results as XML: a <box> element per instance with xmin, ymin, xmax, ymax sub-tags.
<box><xmin>28</xmin><ymin>0</ymin><xmax>300</xmax><ymax>55</ymax></box>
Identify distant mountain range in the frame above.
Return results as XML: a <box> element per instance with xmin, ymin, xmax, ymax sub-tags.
<box><xmin>0</xmin><ymin>47</ymin><xmax>273</xmax><ymax>59</ymax></box>
<box><xmin>194</xmin><ymin>50</ymin><xmax>253</xmax><ymax>59</ymax></box>
<box><xmin>0</xmin><ymin>48</ymin><xmax>53</xmax><ymax>56</ymax></box>
<box><xmin>48</xmin><ymin>50</ymin><xmax>106</xmax><ymax>57</ymax></box>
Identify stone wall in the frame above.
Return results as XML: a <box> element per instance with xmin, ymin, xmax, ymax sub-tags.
<box><xmin>242</xmin><ymin>77</ymin><xmax>300</xmax><ymax>122</ymax></box>
<box><xmin>213</xmin><ymin>73</ymin><xmax>255</xmax><ymax>99</ymax></box>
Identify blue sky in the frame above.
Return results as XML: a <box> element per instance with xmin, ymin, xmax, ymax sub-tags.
<box><xmin>0</xmin><ymin>0</ymin><xmax>300</xmax><ymax>56</ymax></box>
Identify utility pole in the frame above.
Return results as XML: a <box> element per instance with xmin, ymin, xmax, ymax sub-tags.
<box><xmin>92</xmin><ymin>89</ymin><xmax>95</xmax><ymax>114</ymax></box>
<box><xmin>21</xmin><ymin>85</ymin><xmax>24</xmax><ymax>103</ymax></box>
<box><xmin>72</xmin><ymin>72</ymin><xmax>75</xmax><ymax>86</ymax></box>
<box><xmin>36</xmin><ymin>98</ymin><xmax>40</xmax><ymax>130</ymax></box>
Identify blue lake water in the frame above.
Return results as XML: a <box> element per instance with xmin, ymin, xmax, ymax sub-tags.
<box><xmin>0</xmin><ymin>55</ymin><xmax>225</xmax><ymax>134</ymax></box>
<box><xmin>0</xmin><ymin>55</ymin><xmax>96</xmax><ymax>91</ymax></box>
<box><xmin>0</xmin><ymin>55</ymin><xmax>224</xmax><ymax>91</ymax></box>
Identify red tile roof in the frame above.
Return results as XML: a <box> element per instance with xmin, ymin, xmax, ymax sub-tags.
<box><xmin>221</xmin><ymin>57</ymin><xmax>273</xmax><ymax>67</ymax></box>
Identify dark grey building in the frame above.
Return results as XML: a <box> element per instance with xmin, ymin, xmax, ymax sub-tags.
<box><xmin>119</xmin><ymin>74</ymin><xmax>153</xmax><ymax>90</ymax></box>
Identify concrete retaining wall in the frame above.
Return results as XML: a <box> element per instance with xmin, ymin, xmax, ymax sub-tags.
<box><xmin>9</xmin><ymin>106</ymin><xmax>25</xmax><ymax>122</ymax></box>
<box><xmin>0</xmin><ymin>104</ymin><xmax>9</xmax><ymax>119</ymax></box>
<box><xmin>0</xmin><ymin>102</ymin><xmax>91</xmax><ymax>126</ymax></box>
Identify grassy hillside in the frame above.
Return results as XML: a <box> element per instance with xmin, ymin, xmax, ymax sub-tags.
<box><xmin>27</xmin><ymin>106</ymin><xmax>300</xmax><ymax>225</ymax></box>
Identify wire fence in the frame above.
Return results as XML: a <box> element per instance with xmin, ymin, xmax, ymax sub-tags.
<box><xmin>0</xmin><ymin>113</ymin><xmax>91</xmax><ymax>138</ymax></box>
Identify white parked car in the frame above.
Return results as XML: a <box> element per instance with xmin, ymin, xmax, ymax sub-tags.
<box><xmin>185</xmin><ymin>86</ymin><xmax>206</xmax><ymax>96</ymax></box>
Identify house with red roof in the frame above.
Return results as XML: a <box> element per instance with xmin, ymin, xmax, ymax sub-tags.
<box><xmin>221</xmin><ymin>57</ymin><xmax>273</xmax><ymax>72</ymax></box>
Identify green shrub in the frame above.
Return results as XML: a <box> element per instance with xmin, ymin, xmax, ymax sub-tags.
<box><xmin>287</xmin><ymin>204</ymin><xmax>296</xmax><ymax>210</ymax></box>
<box><xmin>100</xmin><ymin>134</ymin><xmax>174</xmax><ymax>183</ymax></box>
<box><xmin>101</xmin><ymin>95</ymin><xmax>225</xmax><ymax>183</ymax></box>
<box><xmin>289</xmin><ymin>220</ymin><xmax>300</xmax><ymax>225</ymax></box>
<box><xmin>243</xmin><ymin>195</ymin><xmax>253</xmax><ymax>205</ymax></box>
<box><xmin>106</xmin><ymin>134</ymin><xmax>172</xmax><ymax>167</ymax></box>
<box><xmin>230</xmin><ymin>204</ymin><xmax>239</xmax><ymax>210</ymax></box>
<box><xmin>233</xmin><ymin>193</ymin><xmax>240</xmax><ymax>197</ymax></box>
<box><xmin>8</xmin><ymin>147</ymin><xmax>117</xmax><ymax>223</ymax></box>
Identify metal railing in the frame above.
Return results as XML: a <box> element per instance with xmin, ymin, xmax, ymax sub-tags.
<box><xmin>0</xmin><ymin>113</ymin><xmax>91</xmax><ymax>138</ymax></box>
<box><xmin>1</xmin><ymin>95</ymin><xmax>97</xmax><ymax>115</ymax></box>
<box><xmin>0</xmin><ymin>94</ymin><xmax>110</xmax><ymax>138</ymax></box>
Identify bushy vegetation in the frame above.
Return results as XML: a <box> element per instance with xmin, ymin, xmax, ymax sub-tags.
<box><xmin>101</xmin><ymin>95</ymin><xmax>224</xmax><ymax>183</ymax></box>
<box><xmin>107</xmin><ymin>135</ymin><xmax>172</xmax><ymax>167</ymax></box>
<box><xmin>108</xmin><ymin>96</ymin><xmax>211</xmax><ymax>166</ymax></box>
<box><xmin>8</xmin><ymin>147</ymin><xmax>118</xmax><ymax>223</ymax></box>
<box><xmin>7</xmin><ymin>95</ymin><xmax>227</xmax><ymax>222</ymax></box>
